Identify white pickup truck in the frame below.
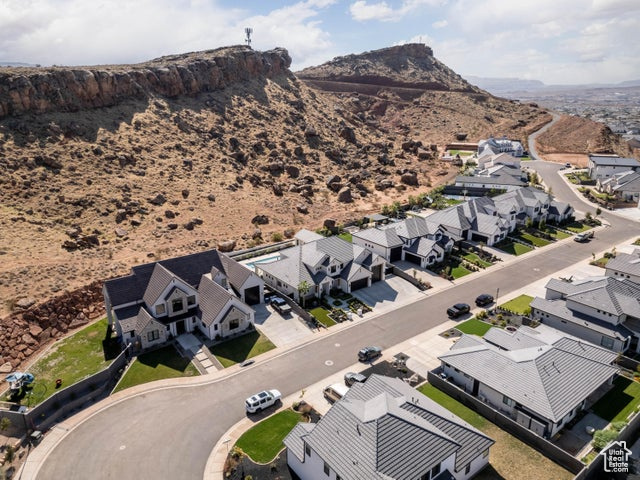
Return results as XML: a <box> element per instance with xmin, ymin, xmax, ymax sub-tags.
<box><xmin>574</xmin><ymin>231</ymin><xmax>594</xmax><ymax>242</ymax></box>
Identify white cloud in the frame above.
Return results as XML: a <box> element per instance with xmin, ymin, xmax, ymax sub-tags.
<box><xmin>349</xmin><ymin>0</ymin><xmax>444</xmax><ymax>22</ymax></box>
<box><xmin>0</xmin><ymin>0</ymin><xmax>337</xmax><ymax>68</ymax></box>
<box><xmin>432</xmin><ymin>19</ymin><xmax>448</xmax><ymax>28</ymax></box>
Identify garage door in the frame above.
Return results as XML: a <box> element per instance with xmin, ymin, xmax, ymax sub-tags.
<box><xmin>471</xmin><ymin>233</ymin><xmax>489</xmax><ymax>243</ymax></box>
<box><xmin>244</xmin><ymin>286</ymin><xmax>261</xmax><ymax>305</ymax></box>
<box><xmin>390</xmin><ymin>247</ymin><xmax>402</xmax><ymax>262</ymax></box>
<box><xmin>371</xmin><ymin>264</ymin><xmax>383</xmax><ymax>282</ymax></box>
<box><xmin>350</xmin><ymin>278</ymin><xmax>369</xmax><ymax>291</ymax></box>
<box><xmin>404</xmin><ymin>253</ymin><xmax>422</xmax><ymax>266</ymax></box>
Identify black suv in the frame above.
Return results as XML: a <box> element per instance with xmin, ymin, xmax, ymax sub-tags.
<box><xmin>475</xmin><ymin>294</ymin><xmax>494</xmax><ymax>307</ymax></box>
<box><xmin>446</xmin><ymin>303</ymin><xmax>471</xmax><ymax>318</ymax></box>
<box><xmin>270</xmin><ymin>297</ymin><xmax>292</xmax><ymax>315</ymax></box>
<box><xmin>358</xmin><ymin>346</ymin><xmax>382</xmax><ymax>362</ymax></box>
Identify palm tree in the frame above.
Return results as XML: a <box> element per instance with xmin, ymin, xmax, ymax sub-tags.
<box><xmin>297</xmin><ymin>281</ymin><xmax>311</xmax><ymax>308</ymax></box>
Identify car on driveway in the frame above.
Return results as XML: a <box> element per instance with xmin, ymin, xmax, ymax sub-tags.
<box><xmin>358</xmin><ymin>346</ymin><xmax>382</xmax><ymax>362</ymax></box>
<box><xmin>270</xmin><ymin>297</ymin><xmax>292</xmax><ymax>315</ymax></box>
<box><xmin>447</xmin><ymin>303</ymin><xmax>471</xmax><ymax>318</ymax></box>
<box><xmin>344</xmin><ymin>372</ymin><xmax>367</xmax><ymax>387</ymax></box>
<box><xmin>475</xmin><ymin>294</ymin><xmax>494</xmax><ymax>307</ymax></box>
<box><xmin>245</xmin><ymin>389</ymin><xmax>281</xmax><ymax>413</ymax></box>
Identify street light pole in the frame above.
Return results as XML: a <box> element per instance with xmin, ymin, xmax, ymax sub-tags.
<box><xmin>496</xmin><ymin>287</ymin><xmax>500</xmax><ymax>305</ymax></box>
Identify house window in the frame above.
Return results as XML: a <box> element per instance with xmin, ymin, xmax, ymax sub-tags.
<box><xmin>323</xmin><ymin>462</ymin><xmax>330</xmax><ymax>475</ymax></box>
<box><xmin>147</xmin><ymin>330</ymin><xmax>160</xmax><ymax>342</ymax></box>
<box><xmin>214</xmin><ymin>324</ymin><xmax>218</xmax><ymax>331</ymax></box>
<box><xmin>229</xmin><ymin>319</ymin><xmax>240</xmax><ymax>330</ymax></box>
<box><xmin>187</xmin><ymin>295</ymin><xmax>196</xmax><ymax>306</ymax></box>
<box><xmin>129</xmin><ymin>331</ymin><xmax>135</xmax><ymax>338</ymax></box>
<box><xmin>330</xmin><ymin>265</ymin><xmax>337</xmax><ymax>273</ymax></box>
<box><xmin>172</xmin><ymin>298</ymin><xmax>184</xmax><ymax>312</ymax></box>
<box><xmin>601</xmin><ymin>337</ymin><xmax>614</xmax><ymax>349</ymax></box>
<box><xmin>465</xmin><ymin>463</ymin><xmax>471</xmax><ymax>474</ymax></box>
<box><xmin>483</xmin><ymin>448</ymin><xmax>489</xmax><ymax>458</ymax></box>
<box><xmin>156</xmin><ymin>304</ymin><xmax>166</xmax><ymax>315</ymax></box>
<box><xmin>430</xmin><ymin>463</ymin><xmax>441</xmax><ymax>478</ymax></box>
<box><xmin>305</xmin><ymin>443</ymin><xmax>311</xmax><ymax>457</ymax></box>
<box><xmin>503</xmin><ymin>395</ymin><xmax>515</xmax><ymax>407</ymax></box>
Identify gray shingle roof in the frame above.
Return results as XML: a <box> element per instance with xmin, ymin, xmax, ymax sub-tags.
<box><xmin>353</xmin><ymin>227</ymin><xmax>403</xmax><ymax>248</ymax></box>
<box><xmin>590</xmin><ymin>155</ymin><xmax>640</xmax><ymax>167</ymax></box>
<box><xmin>405</xmin><ymin>237</ymin><xmax>441</xmax><ymax>257</ymax></box>
<box><xmin>550</xmin><ymin>276</ymin><xmax>640</xmax><ymax>317</ymax></box>
<box><xmin>484</xmin><ymin>328</ymin><xmax>546</xmax><ymax>350</ymax></box>
<box><xmin>440</xmin><ymin>334</ymin><xmax>618</xmax><ymax>422</ymax></box>
<box><xmin>606</xmin><ymin>249</ymin><xmax>640</xmax><ymax>277</ymax></box>
<box><xmin>197</xmin><ymin>275</ymin><xmax>234</xmax><ymax>327</ymax></box>
<box><xmin>142</xmin><ymin>263</ymin><xmax>176</xmax><ymax>307</ymax></box>
<box><xmin>456</xmin><ymin>173</ymin><xmax>527</xmax><ymax>187</ymax></box>
<box><xmin>294</xmin><ymin>229</ymin><xmax>324</xmax><ymax>243</ymax></box>
<box><xmin>284</xmin><ymin>375</ymin><xmax>493</xmax><ymax>480</ymax></box>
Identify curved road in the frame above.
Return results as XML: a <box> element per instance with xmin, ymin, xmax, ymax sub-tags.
<box><xmin>37</xmin><ymin>168</ymin><xmax>638</xmax><ymax>480</ymax></box>
<box><xmin>528</xmin><ymin>112</ymin><xmax>561</xmax><ymax>160</ymax></box>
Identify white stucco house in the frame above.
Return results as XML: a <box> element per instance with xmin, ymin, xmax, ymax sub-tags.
<box><xmin>284</xmin><ymin>374</ymin><xmax>494</xmax><ymax>480</ymax></box>
<box><xmin>440</xmin><ymin>325</ymin><xmax>618</xmax><ymax>438</ymax></box>
<box><xmin>103</xmin><ymin>249</ymin><xmax>263</xmax><ymax>352</ymax></box>
<box><xmin>588</xmin><ymin>154</ymin><xmax>640</xmax><ymax>180</ymax></box>
<box><xmin>605</xmin><ymin>248</ymin><xmax>640</xmax><ymax>285</ymax></box>
<box><xmin>478</xmin><ymin>136</ymin><xmax>524</xmax><ymax>158</ymax></box>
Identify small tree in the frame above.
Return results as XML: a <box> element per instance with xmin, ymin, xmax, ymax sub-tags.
<box><xmin>538</xmin><ymin>218</ymin><xmax>546</xmax><ymax>231</ymax></box>
<box><xmin>0</xmin><ymin>417</ymin><xmax>11</xmax><ymax>445</ymax></box>
<box><xmin>592</xmin><ymin>429</ymin><xmax>618</xmax><ymax>451</ymax></box>
<box><xmin>297</xmin><ymin>281</ymin><xmax>311</xmax><ymax>308</ymax></box>
<box><xmin>525</xmin><ymin>217</ymin><xmax>533</xmax><ymax>229</ymax></box>
<box><xmin>595</xmin><ymin>207</ymin><xmax>602</xmax><ymax>217</ymax></box>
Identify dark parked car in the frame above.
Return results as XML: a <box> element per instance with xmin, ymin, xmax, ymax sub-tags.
<box><xmin>358</xmin><ymin>346</ymin><xmax>382</xmax><ymax>362</ymax></box>
<box><xmin>344</xmin><ymin>372</ymin><xmax>367</xmax><ymax>387</ymax></box>
<box><xmin>475</xmin><ymin>294</ymin><xmax>494</xmax><ymax>307</ymax></box>
<box><xmin>447</xmin><ymin>303</ymin><xmax>471</xmax><ymax>318</ymax></box>
<box><xmin>270</xmin><ymin>297</ymin><xmax>292</xmax><ymax>315</ymax></box>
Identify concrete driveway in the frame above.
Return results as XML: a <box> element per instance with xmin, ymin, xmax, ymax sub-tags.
<box><xmin>352</xmin><ymin>274</ymin><xmax>423</xmax><ymax>314</ymax></box>
<box><xmin>393</xmin><ymin>260</ymin><xmax>452</xmax><ymax>290</ymax></box>
<box><xmin>253</xmin><ymin>304</ymin><xmax>314</xmax><ymax>348</ymax></box>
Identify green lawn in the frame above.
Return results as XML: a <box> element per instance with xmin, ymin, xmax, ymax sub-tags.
<box><xmin>209</xmin><ymin>330</ymin><xmax>276</xmax><ymax>368</ymax></box>
<box><xmin>456</xmin><ymin>319</ymin><xmax>493</xmax><ymax>336</ymax></box>
<box><xmin>451</xmin><ymin>262</ymin><xmax>472</xmax><ymax>279</ymax></box>
<box><xmin>633</xmin><ymin>238</ymin><xmax>640</xmax><ymax>246</ymax></box>
<box><xmin>461</xmin><ymin>252</ymin><xmax>493</xmax><ymax>268</ymax></box>
<box><xmin>517</xmin><ymin>232</ymin><xmax>552</xmax><ymax>247</ymax></box>
<box><xmin>565</xmin><ymin>221</ymin><xmax>591</xmax><ymax>233</ymax></box>
<box><xmin>546</xmin><ymin>228</ymin><xmax>571</xmax><ymax>240</ymax></box>
<box><xmin>449</xmin><ymin>149</ymin><xmax>475</xmax><ymax>156</ymax></box>
<box><xmin>495</xmin><ymin>241</ymin><xmax>534</xmax><ymax>256</ymax></box>
<box><xmin>235</xmin><ymin>410</ymin><xmax>303</xmax><ymax>463</ymax></box>
<box><xmin>310</xmin><ymin>307</ymin><xmax>336</xmax><ymax>327</ymax></box>
<box><xmin>591</xmin><ymin>376</ymin><xmax>640</xmax><ymax>423</ymax></box>
<box><xmin>419</xmin><ymin>384</ymin><xmax>573</xmax><ymax>480</ymax></box>
<box><xmin>2</xmin><ymin>318</ymin><xmax>114</xmax><ymax>406</ymax></box>
<box><xmin>113</xmin><ymin>345</ymin><xmax>199</xmax><ymax>393</ymax></box>
<box><xmin>338</xmin><ymin>232</ymin><xmax>352</xmax><ymax>243</ymax></box>
<box><xmin>590</xmin><ymin>256</ymin><xmax>609</xmax><ymax>268</ymax></box>
<box><xmin>500</xmin><ymin>294</ymin><xmax>534</xmax><ymax>315</ymax></box>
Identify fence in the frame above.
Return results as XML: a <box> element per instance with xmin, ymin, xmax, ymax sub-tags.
<box><xmin>427</xmin><ymin>370</ymin><xmax>584</xmax><ymax>475</ymax></box>
<box><xmin>227</xmin><ymin>239</ymin><xmax>295</xmax><ymax>261</ymax></box>
<box><xmin>616</xmin><ymin>355</ymin><xmax>640</xmax><ymax>372</ymax></box>
<box><xmin>390</xmin><ymin>266</ymin><xmax>430</xmax><ymax>291</ymax></box>
<box><xmin>264</xmin><ymin>286</ymin><xmax>318</xmax><ymax>329</ymax></box>
<box><xmin>0</xmin><ymin>349</ymin><xmax>129</xmax><ymax>437</ymax></box>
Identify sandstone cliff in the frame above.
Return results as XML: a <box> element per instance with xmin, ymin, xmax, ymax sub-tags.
<box><xmin>0</xmin><ymin>46</ymin><xmax>291</xmax><ymax>118</ymax></box>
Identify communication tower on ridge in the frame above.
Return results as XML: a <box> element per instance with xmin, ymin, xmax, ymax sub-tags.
<box><xmin>245</xmin><ymin>27</ymin><xmax>253</xmax><ymax>47</ymax></box>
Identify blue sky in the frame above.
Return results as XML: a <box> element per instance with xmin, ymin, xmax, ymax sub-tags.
<box><xmin>1</xmin><ymin>0</ymin><xmax>639</xmax><ymax>85</ymax></box>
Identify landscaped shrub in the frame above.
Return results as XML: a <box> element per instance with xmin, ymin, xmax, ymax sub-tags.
<box><xmin>592</xmin><ymin>429</ymin><xmax>618</xmax><ymax>450</ymax></box>
<box><xmin>611</xmin><ymin>421</ymin><xmax>627</xmax><ymax>432</ymax></box>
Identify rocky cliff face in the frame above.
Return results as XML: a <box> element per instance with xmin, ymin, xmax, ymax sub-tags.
<box><xmin>297</xmin><ymin>43</ymin><xmax>479</xmax><ymax>93</ymax></box>
<box><xmin>0</xmin><ymin>46</ymin><xmax>292</xmax><ymax>118</ymax></box>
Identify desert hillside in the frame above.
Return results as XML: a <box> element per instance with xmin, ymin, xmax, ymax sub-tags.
<box><xmin>0</xmin><ymin>44</ymin><xmax>549</xmax><ymax>321</ymax></box>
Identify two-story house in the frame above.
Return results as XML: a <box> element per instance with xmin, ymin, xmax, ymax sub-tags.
<box><xmin>588</xmin><ymin>154</ymin><xmax>640</xmax><ymax>180</ymax></box>
<box><xmin>284</xmin><ymin>374</ymin><xmax>494</xmax><ymax>480</ymax></box>
<box><xmin>352</xmin><ymin>216</ymin><xmax>454</xmax><ymax>268</ymax></box>
<box><xmin>530</xmin><ymin>276</ymin><xmax>640</xmax><ymax>353</ymax></box>
<box><xmin>440</xmin><ymin>325</ymin><xmax>618</xmax><ymax>438</ymax></box>
<box><xmin>478</xmin><ymin>136</ymin><xmax>524</xmax><ymax>158</ymax></box>
<box><xmin>255</xmin><ymin>236</ymin><xmax>386</xmax><ymax>302</ymax></box>
<box><xmin>597</xmin><ymin>170</ymin><xmax>640</xmax><ymax>205</ymax></box>
<box><xmin>103</xmin><ymin>249</ymin><xmax>263</xmax><ymax>352</ymax></box>
<box><xmin>605</xmin><ymin>248</ymin><xmax>640</xmax><ymax>285</ymax></box>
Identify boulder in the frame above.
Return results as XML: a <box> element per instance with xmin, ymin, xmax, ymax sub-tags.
<box><xmin>296</xmin><ymin>204</ymin><xmax>309</xmax><ymax>214</ymax></box>
<box><xmin>401</xmin><ymin>172</ymin><xmax>419</xmax><ymax>186</ymax></box>
<box><xmin>337</xmin><ymin>187</ymin><xmax>353</xmax><ymax>203</ymax></box>
<box><xmin>149</xmin><ymin>194</ymin><xmax>167</xmax><ymax>206</ymax></box>
<box><xmin>251</xmin><ymin>214</ymin><xmax>269</xmax><ymax>225</ymax></box>
<box><xmin>218</xmin><ymin>240</ymin><xmax>236</xmax><ymax>252</ymax></box>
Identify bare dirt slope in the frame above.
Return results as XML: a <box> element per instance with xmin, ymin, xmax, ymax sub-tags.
<box><xmin>0</xmin><ymin>44</ymin><xmax>549</xmax><ymax>320</ymax></box>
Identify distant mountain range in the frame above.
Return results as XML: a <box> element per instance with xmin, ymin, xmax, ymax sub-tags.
<box><xmin>465</xmin><ymin>75</ymin><xmax>640</xmax><ymax>96</ymax></box>
<box><xmin>0</xmin><ymin>61</ymin><xmax>37</xmax><ymax>67</ymax></box>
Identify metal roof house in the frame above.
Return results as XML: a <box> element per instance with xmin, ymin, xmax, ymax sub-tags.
<box><xmin>255</xmin><ymin>236</ymin><xmax>386</xmax><ymax>302</ymax></box>
<box><xmin>284</xmin><ymin>375</ymin><xmax>494</xmax><ymax>480</ymax></box>
<box><xmin>530</xmin><ymin>276</ymin><xmax>640</xmax><ymax>354</ymax></box>
<box><xmin>478</xmin><ymin>136</ymin><xmax>524</xmax><ymax>158</ymax></box>
<box><xmin>588</xmin><ymin>154</ymin><xmax>640</xmax><ymax>180</ymax></box>
<box><xmin>103</xmin><ymin>249</ymin><xmax>263</xmax><ymax>352</ymax></box>
<box><xmin>439</xmin><ymin>325</ymin><xmax>618</xmax><ymax>438</ymax></box>
<box><xmin>605</xmin><ymin>248</ymin><xmax>640</xmax><ymax>285</ymax></box>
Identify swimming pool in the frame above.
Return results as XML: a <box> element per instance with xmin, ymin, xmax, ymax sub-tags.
<box><xmin>245</xmin><ymin>254</ymin><xmax>281</xmax><ymax>270</ymax></box>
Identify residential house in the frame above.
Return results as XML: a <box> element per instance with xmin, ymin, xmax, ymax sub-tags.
<box><xmin>256</xmin><ymin>236</ymin><xmax>386</xmax><ymax>302</ymax></box>
<box><xmin>476</xmin><ymin>152</ymin><xmax>522</xmax><ymax>170</ymax></box>
<box><xmin>597</xmin><ymin>170</ymin><xmax>640</xmax><ymax>205</ymax></box>
<box><xmin>439</xmin><ymin>325</ymin><xmax>618</xmax><ymax>438</ymax></box>
<box><xmin>295</xmin><ymin>229</ymin><xmax>324</xmax><ymax>246</ymax></box>
<box><xmin>605</xmin><ymin>248</ymin><xmax>640</xmax><ymax>285</ymax></box>
<box><xmin>352</xmin><ymin>216</ymin><xmax>454</xmax><ymax>268</ymax></box>
<box><xmin>454</xmin><ymin>164</ymin><xmax>528</xmax><ymax>193</ymax></box>
<box><xmin>530</xmin><ymin>276</ymin><xmax>640</xmax><ymax>353</ymax></box>
<box><xmin>477</xmin><ymin>136</ymin><xmax>524</xmax><ymax>158</ymax></box>
<box><xmin>492</xmin><ymin>187</ymin><xmax>573</xmax><ymax>225</ymax></box>
<box><xmin>284</xmin><ymin>374</ymin><xmax>494</xmax><ymax>480</ymax></box>
<box><xmin>587</xmin><ymin>154</ymin><xmax>640</xmax><ymax>180</ymax></box>
<box><xmin>103</xmin><ymin>249</ymin><xmax>263</xmax><ymax>351</ymax></box>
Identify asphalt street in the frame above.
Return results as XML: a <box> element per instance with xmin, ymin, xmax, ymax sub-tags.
<box><xmin>35</xmin><ymin>162</ymin><xmax>640</xmax><ymax>480</ymax></box>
